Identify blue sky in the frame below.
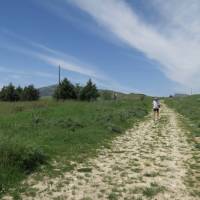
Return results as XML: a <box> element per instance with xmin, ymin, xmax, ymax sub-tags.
<box><xmin>1</xmin><ymin>0</ymin><xmax>200</xmax><ymax>96</ymax></box>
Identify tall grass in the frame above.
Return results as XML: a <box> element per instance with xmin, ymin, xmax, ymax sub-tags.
<box><xmin>165</xmin><ymin>95</ymin><xmax>200</xmax><ymax>137</ymax></box>
<box><xmin>0</xmin><ymin>97</ymin><xmax>151</xmax><ymax>196</ymax></box>
<box><xmin>165</xmin><ymin>95</ymin><xmax>200</xmax><ymax>196</ymax></box>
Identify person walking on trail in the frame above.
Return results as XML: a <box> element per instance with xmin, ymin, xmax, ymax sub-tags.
<box><xmin>153</xmin><ymin>97</ymin><xmax>160</xmax><ymax>121</ymax></box>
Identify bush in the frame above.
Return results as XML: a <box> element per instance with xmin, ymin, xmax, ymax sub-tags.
<box><xmin>0</xmin><ymin>142</ymin><xmax>47</xmax><ymax>174</ymax></box>
<box><xmin>53</xmin><ymin>78</ymin><xmax>77</xmax><ymax>100</ymax></box>
<box><xmin>80</xmin><ymin>79</ymin><xmax>99</xmax><ymax>101</ymax></box>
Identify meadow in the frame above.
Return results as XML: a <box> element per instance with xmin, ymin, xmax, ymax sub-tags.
<box><xmin>0</xmin><ymin>96</ymin><xmax>151</xmax><ymax>197</ymax></box>
<box><xmin>165</xmin><ymin>95</ymin><xmax>200</xmax><ymax>138</ymax></box>
<box><xmin>165</xmin><ymin>95</ymin><xmax>200</xmax><ymax>196</ymax></box>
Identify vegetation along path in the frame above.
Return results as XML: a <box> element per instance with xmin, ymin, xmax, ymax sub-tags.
<box><xmin>10</xmin><ymin>103</ymin><xmax>198</xmax><ymax>200</ymax></box>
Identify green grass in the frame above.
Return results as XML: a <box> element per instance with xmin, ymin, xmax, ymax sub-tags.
<box><xmin>142</xmin><ymin>183</ymin><xmax>165</xmax><ymax>198</ymax></box>
<box><xmin>165</xmin><ymin>95</ymin><xmax>200</xmax><ymax>143</ymax></box>
<box><xmin>77</xmin><ymin>168</ymin><xmax>93</xmax><ymax>173</ymax></box>
<box><xmin>165</xmin><ymin>95</ymin><xmax>200</xmax><ymax>196</ymax></box>
<box><xmin>0</xmin><ymin>97</ymin><xmax>151</xmax><ymax>197</ymax></box>
<box><xmin>108</xmin><ymin>192</ymin><xmax>118</xmax><ymax>200</ymax></box>
<box><xmin>165</xmin><ymin>95</ymin><xmax>200</xmax><ymax>137</ymax></box>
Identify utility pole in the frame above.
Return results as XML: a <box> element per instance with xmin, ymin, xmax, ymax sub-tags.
<box><xmin>58</xmin><ymin>65</ymin><xmax>61</xmax><ymax>85</ymax></box>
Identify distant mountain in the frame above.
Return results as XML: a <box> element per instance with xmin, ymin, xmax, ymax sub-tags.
<box><xmin>38</xmin><ymin>85</ymin><xmax>145</xmax><ymax>100</ymax></box>
<box><xmin>39</xmin><ymin>85</ymin><xmax>57</xmax><ymax>97</ymax></box>
<box><xmin>174</xmin><ymin>93</ymin><xmax>189</xmax><ymax>97</ymax></box>
<box><xmin>38</xmin><ymin>84</ymin><xmax>124</xmax><ymax>97</ymax></box>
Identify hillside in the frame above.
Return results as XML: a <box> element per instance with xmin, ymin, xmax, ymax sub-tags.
<box><xmin>0</xmin><ymin>97</ymin><xmax>151</xmax><ymax>197</ymax></box>
<box><xmin>38</xmin><ymin>85</ymin><xmax>57</xmax><ymax>97</ymax></box>
<box><xmin>165</xmin><ymin>94</ymin><xmax>200</xmax><ymax>135</ymax></box>
<box><xmin>165</xmin><ymin>95</ymin><xmax>200</xmax><ymax>197</ymax></box>
<box><xmin>3</xmin><ymin>99</ymin><xmax>200</xmax><ymax>199</ymax></box>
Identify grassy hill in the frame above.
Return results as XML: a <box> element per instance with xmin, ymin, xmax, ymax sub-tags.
<box><xmin>165</xmin><ymin>95</ymin><xmax>200</xmax><ymax>137</ymax></box>
<box><xmin>0</xmin><ymin>97</ymin><xmax>151</xmax><ymax>197</ymax></box>
<box><xmin>165</xmin><ymin>95</ymin><xmax>200</xmax><ymax>196</ymax></box>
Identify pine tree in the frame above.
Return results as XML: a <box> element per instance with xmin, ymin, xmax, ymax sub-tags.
<box><xmin>0</xmin><ymin>84</ymin><xmax>39</xmax><ymax>101</ymax></box>
<box><xmin>75</xmin><ymin>84</ymin><xmax>82</xmax><ymax>100</ymax></box>
<box><xmin>80</xmin><ymin>79</ymin><xmax>99</xmax><ymax>101</ymax></box>
<box><xmin>22</xmin><ymin>85</ymin><xmax>40</xmax><ymax>101</ymax></box>
<box><xmin>0</xmin><ymin>83</ymin><xmax>18</xmax><ymax>101</ymax></box>
<box><xmin>15</xmin><ymin>86</ymin><xmax>23</xmax><ymax>101</ymax></box>
<box><xmin>53</xmin><ymin>78</ymin><xmax>77</xmax><ymax>100</ymax></box>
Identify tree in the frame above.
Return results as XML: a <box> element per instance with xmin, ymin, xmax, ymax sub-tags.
<box><xmin>0</xmin><ymin>83</ymin><xmax>18</xmax><ymax>101</ymax></box>
<box><xmin>0</xmin><ymin>84</ymin><xmax>39</xmax><ymax>102</ymax></box>
<box><xmin>80</xmin><ymin>79</ymin><xmax>99</xmax><ymax>101</ymax></box>
<box><xmin>74</xmin><ymin>84</ymin><xmax>82</xmax><ymax>100</ymax></box>
<box><xmin>53</xmin><ymin>78</ymin><xmax>77</xmax><ymax>100</ymax></box>
<box><xmin>22</xmin><ymin>85</ymin><xmax>40</xmax><ymax>101</ymax></box>
<box><xmin>15</xmin><ymin>86</ymin><xmax>23</xmax><ymax>101</ymax></box>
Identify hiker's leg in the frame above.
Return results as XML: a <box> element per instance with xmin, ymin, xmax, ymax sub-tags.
<box><xmin>157</xmin><ymin>110</ymin><xmax>160</xmax><ymax>120</ymax></box>
<box><xmin>153</xmin><ymin>110</ymin><xmax>156</xmax><ymax>121</ymax></box>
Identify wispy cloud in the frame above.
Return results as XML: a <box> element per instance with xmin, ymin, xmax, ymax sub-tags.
<box><xmin>0</xmin><ymin>65</ymin><xmax>55</xmax><ymax>79</ymax></box>
<box><xmin>1</xmin><ymin>29</ymin><xmax>102</xmax><ymax>79</ymax></box>
<box><xmin>68</xmin><ymin>0</ymin><xmax>200</xmax><ymax>91</ymax></box>
<box><xmin>1</xmin><ymin>31</ymin><xmax>138</xmax><ymax>93</ymax></box>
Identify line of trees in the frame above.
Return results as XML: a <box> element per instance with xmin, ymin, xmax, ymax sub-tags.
<box><xmin>0</xmin><ymin>78</ymin><xmax>99</xmax><ymax>102</ymax></box>
<box><xmin>53</xmin><ymin>78</ymin><xmax>99</xmax><ymax>101</ymax></box>
<box><xmin>0</xmin><ymin>83</ymin><xmax>40</xmax><ymax>102</ymax></box>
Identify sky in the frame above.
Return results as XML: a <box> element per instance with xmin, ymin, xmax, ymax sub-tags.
<box><xmin>0</xmin><ymin>0</ymin><xmax>200</xmax><ymax>96</ymax></box>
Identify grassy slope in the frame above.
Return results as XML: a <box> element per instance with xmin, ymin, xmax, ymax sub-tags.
<box><xmin>165</xmin><ymin>95</ymin><xmax>200</xmax><ymax>196</ymax></box>
<box><xmin>0</xmin><ymin>97</ymin><xmax>151</xmax><ymax>196</ymax></box>
<box><xmin>165</xmin><ymin>95</ymin><xmax>200</xmax><ymax>137</ymax></box>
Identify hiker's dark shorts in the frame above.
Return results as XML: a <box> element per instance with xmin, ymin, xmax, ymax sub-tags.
<box><xmin>153</xmin><ymin>108</ymin><xmax>159</xmax><ymax>112</ymax></box>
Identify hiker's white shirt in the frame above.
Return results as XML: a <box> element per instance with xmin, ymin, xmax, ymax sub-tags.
<box><xmin>153</xmin><ymin>100</ymin><xmax>159</xmax><ymax>109</ymax></box>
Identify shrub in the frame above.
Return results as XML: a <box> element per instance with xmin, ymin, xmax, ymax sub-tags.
<box><xmin>0</xmin><ymin>142</ymin><xmax>47</xmax><ymax>174</ymax></box>
<box><xmin>80</xmin><ymin>79</ymin><xmax>99</xmax><ymax>101</ymax></box>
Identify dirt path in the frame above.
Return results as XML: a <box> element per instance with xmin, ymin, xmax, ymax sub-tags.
<box><xmin>12</xmin><ymin>103</ymin><xmax>197</xmax><ymax>200</ymax></box>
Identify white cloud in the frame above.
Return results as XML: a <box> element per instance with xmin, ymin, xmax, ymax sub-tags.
<box><xmin>1</xmin><ymin>31</ymin><xmax>138</xmax><ymax>93</ymax></box>
<box><xmin>22</xmin><ymin>47</ymin><xmax>139</xmax><ymax>93</ymax></box>
<box><xmin>69</xmin><ymin>0</ymin><xmax>200</xmax><ymax>91</ymax></box>
<box><xmin>1</xmin><ymin>28</ymin><xmax>104</xmax><ymax>79</ymax></box>
<box><xmin>0</xmin><ymin>65</ymin><xmax>55</xmax><ymax>79</ymax></box>
<box><xmin>3</xmin><ymin>44</ymin><xmax>102</xmax><ymax>80</ymax></box>
<box><xmin>0</xmin><ymin>29</ymin><xmax>102</xmax><ymax>79</ymax></box>
<box><xmin>31</xmin><ymin>51</ymin><xmax>100</xmax><ymax>79</ymax></box>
